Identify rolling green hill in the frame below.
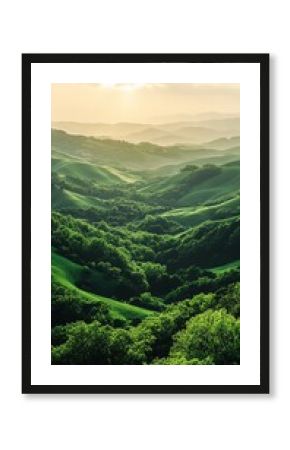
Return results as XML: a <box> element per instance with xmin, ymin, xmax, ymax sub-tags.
<box><xmin>52</xmin><ymin>129</ymin><xmax>180</xmax><ymax>170</ymax></box>
<box><xmin>52</xmin><ymin>185</ymin><xmax>105</xmax><ymax>210</ymax></box>
<box><xmin>161</xmin><ymin>194</ymin><xmax>240</xmax><ymax>227</ymax></box>
<box><xmin>141</xmin><ymin>161</ymin><xmax>240</xmax><ymax>207</ymax></box>
<box><xmin>178</xmin><ymin>164</ymin><xmax>239</xmax><ymax>206</ymax></box>
<box><xmin>52</xmin><ymin>129</ymin><xmax>239</xmax><ymax>172</ymax></box>
<box><xmin>52</xmin><ymin>157</ymin><xmax>139</xmax><ymax>185</ymax></box>
<box><xmin>52</xmin><ymin>252</ymin><xmax>154</xmax><ymax>321</ymax></box>
<box><xmin>157</xmin><ymin>215</ymin><xmax>239</xmax><ymax>270</ymax></box>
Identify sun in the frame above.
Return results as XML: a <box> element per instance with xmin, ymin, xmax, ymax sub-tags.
<box><xmin>100</xmin><ymin>82</ymin><xmax>116</xmax><ymax>88</ymax></box>
<box><xmin>100</xmin><ymin>83</ymin><xmax>144</xmax><ymax>91</ymax></box>
<box><xmin>119</xmin><ymin>84</ymin><xmax>143</xmax><ymax>91</ymax></box>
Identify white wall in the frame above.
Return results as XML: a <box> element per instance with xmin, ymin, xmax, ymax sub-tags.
<box><xmin>0</xmin><ymin>1</ymin><xmax>287</xmax><ymax>449</ymax></box>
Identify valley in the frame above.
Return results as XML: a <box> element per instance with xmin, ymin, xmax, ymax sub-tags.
<box><xmin>51</xmin><ymin>126</ymin><xmax>240</xmax><ymax>365</ymax></box>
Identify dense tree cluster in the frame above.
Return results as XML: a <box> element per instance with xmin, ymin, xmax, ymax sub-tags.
<box><xmin>52</xmin><ymin>288</ymin><xmax>240</xmax><ymax>365</ymax></box>
<box><xmin>52</xmin><ymin>211</ymin><xmax>239</xmax><ymax>302</ymax></box>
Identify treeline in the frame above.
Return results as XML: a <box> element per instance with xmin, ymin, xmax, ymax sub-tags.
<box><xmin>142</xmin><ymin>164</ymin><xmax>223</xmax><ymax>205</ymax></box>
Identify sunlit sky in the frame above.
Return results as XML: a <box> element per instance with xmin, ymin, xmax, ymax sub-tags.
<box><xmin>52</xmin><ymin>83</ymin><xmax>240</xmax><ymax>124</ymax></box>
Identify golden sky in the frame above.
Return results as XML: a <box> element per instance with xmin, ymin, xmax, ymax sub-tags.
<box><xmin>51</xmin><ymin>83</ymin><xmax>240</xmax><ymax>123</ymax></box>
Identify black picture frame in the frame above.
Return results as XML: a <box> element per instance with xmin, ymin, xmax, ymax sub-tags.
<box><xmin>22</xmin><ymin>53</ymin><xmax>269</xmax><ymax>394</ymax></box>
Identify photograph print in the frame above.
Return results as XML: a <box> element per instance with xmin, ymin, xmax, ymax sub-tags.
<box><xmin>23</xmin><ymin>54</ymin><xmax>269</xmax><ymax>393</ymax></box>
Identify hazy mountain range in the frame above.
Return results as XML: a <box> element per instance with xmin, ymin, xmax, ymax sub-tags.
<box><xmin>52</xmin><ymin>113</ymin><xmax>239</xmax><ymax>146</ymax></box>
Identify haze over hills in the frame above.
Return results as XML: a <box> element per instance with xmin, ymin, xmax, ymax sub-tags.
<box><xmin>148</xmin><ymin>112</ymin><xmax>239</xmax><ymax>122</ymax></box>
<box><xmin>52</xmin><ymin>113</ymin><xmax>239</xmax><ymax>146</ymax></box>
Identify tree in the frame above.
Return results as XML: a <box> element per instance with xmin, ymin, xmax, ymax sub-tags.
<box><xmin>171</xmin><ymin>309</ymin><xmax>240</xmax><ymax>365</ymax></box>
<box><xmin>52</xmin><ymin>321</ymin><xmax>112</xmax><ymax>364</ymax></box>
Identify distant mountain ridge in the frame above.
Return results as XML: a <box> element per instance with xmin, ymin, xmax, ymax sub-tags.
<box><xmin>52</xmin><ymin>116</ymin><xmax>239</xmax><ymax>146</ymax></box>
<box><xmin>200</xmin><ymin>136</ymin><xmax>240</xmax><ymax>150</ymax></box>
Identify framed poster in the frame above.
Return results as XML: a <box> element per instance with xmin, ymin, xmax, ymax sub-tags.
<box><xmin>22</xmin><ymin>53</ymin><xmax>269</xmax><ymax>394</ymax></box>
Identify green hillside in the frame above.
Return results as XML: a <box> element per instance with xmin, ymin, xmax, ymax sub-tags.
<box><xmin>52</xmin><ymin>252</ymin><xmax>154</xmax><ymax>321</ymax></box>
<box><xmin>141</xmin><ymin>161</ymin><xmax>239</xmax><ymax>207</ymax></box>
<box><xmin>52</xmin><ymin>185</ymin><xmax>105</xmax><ymax>210</ymax></box>
<box><xmin>179</xmin><ymin>163</ymin><xmax>239</xmax><ymax>206</ymax></box>
<box><xmin>209</xmin><ymin>260</ymin><xmax>240</xmax><ymax>274</ymax></box>
<box><xmin>52</xmin><ymin>157</ymin><xmax>137</xmax><ymax>185</ymax></box>
<box><xmin>161</xmin><ymin>194</ymin><xmax>239</xmax><ymax>227</ymax></box>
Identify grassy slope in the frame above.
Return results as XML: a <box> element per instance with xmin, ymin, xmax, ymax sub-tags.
<box><xmin>161</xmin><ymin>194</ymin><xmax>240</xmax><ymax>227</ymax></box>
<box><xmin>52</xmin><ymin>252</ymin><xmax>154</xmax><ymax>321</ymax></box>
<box><xmin>140</xmin><ymin>162</ymin><xmax>239</xmax><ymax>207</ymax></box>
<box><xmin>51</xmin><ymin>156</ymin><xmax>141</xmax><ymax>210</ymax></box>
<box><xmin>52</xmin><ymin>157</ymin><xmax>138</xmax><ymax>185</ymax></box>
<box><xmin>52</xmin><ymin>130</ymin><xmax>176</xmax><ymax>170</ymax></box>
<box><xmin>209</xmin><ymin>260</ymin><xmax>240</xmax><ymax>274</ymax></box>
<box><xmin>179</xmin><ymin>165</ymin><xmax>239</xmax><ymax>206</ymax></box>
<box><xmin>102</xmin><ymin>165</ymin><xmax>140</xmax><ymax>183</ymax></box>
<box><xmin>52</xmin><ymin>186</ymin><xmax>105</xmax><ymax>210</ymax></box>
